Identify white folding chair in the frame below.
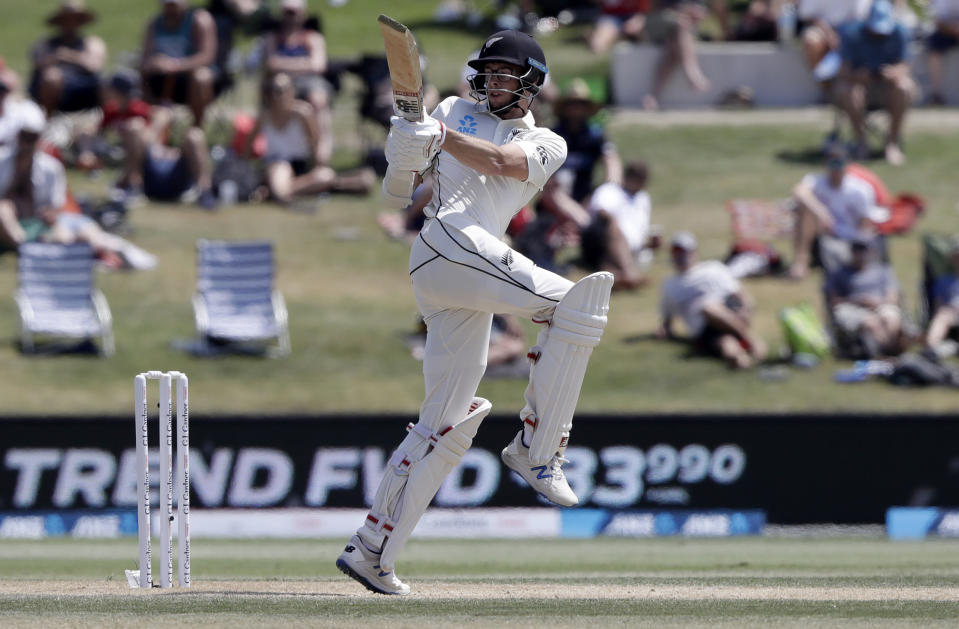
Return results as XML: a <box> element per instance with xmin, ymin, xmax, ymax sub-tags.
<box><xmin>193</xmin><ymin>239</ymin><xmax>290</xmax><ymax>357</ymax></box>
<box><xmin>15</xmin><ymin>242</ymin><xmax>114</xmax><ymax>356</ymax></box>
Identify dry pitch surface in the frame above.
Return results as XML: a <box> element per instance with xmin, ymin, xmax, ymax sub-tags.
<box><xmin>2</xmin><ymin>538</ymin><xmax>959</xmax><ymax>628</ymax></box>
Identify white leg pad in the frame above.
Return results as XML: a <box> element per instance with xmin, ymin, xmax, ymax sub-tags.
<box><xmin>358</xmin><ymin>397</ymin><xmax>492</xmax><ymax>570</ymax></box>
<box><xmin>521</xmin><ymin>272</ymin><xmax>613</xmax><ymax>464</ymax></box>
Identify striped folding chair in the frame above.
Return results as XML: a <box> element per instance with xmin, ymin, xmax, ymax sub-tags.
<box><xmin>15</xmin><ymin>242</ymin><xmax>114</xmax><ymax>356</ymax></box>
<box><xmin>193</xmin><ymin>239</ymin><xmax>290</xmax><ymax>357</ymax></box>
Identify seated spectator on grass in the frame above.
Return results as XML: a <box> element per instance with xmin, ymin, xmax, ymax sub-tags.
<box><xmin>925</xmin><ymin>238</ymin><xmax>959</xmax><ymax>354</ymax></box>
<box><xmin>836</xmin><ymin>0</ymin><xmax>915</xmax><ymax>165</ymax></box>
<box><xmin>140</xmin><ymin>0</ymin><xmax>218</xmax><ymax>126</ymax></box>
<box><xmin>825</xmin><ymin>236</ymin><xmax>907</xmax><ymax>358</ymax></box>
<box><xmin>516</xmin><ymin>79</ymin><xmax>621</xmax><ymax>270</ymax></box>
<box><xmin>0</xmin><ymin>58</ymin><xmax>22</xmax><ymax>96</ymax></box>
<box><xmin>0</xmin><ymin>108</ymin><xmax>155</xmax><ymax>269</ymax></box>
<box><xmin>72</xmin><ymin>71</ymin><xmax>152</xmax><ymax>172</ymax></box>
<box><xmin>588</xmin><ymin>0</ymin><xmax>651</xmax><ymax>54</ymax></box>
<box><xmin>582</xmin><ymin>161</ymin><xmax>658</xmax><ymax>290</ymax></box>
<box><xmin>242</xmin><ymin>73</ymin><xmax>372</xmax><ymax>206</ymax></box>
<box><xmin>119</xmin><ymin>107</ymin><xmax>216</xmax><ymax>210</ymax></box>
<box><xmin>657</xmin><ymin>231</ymin><xmax>767</xmax><ymax>369</ymax></box>
<box><xmin>642</xmin><ymin>0</ymin><xmax>730</xmax><ymax>110</ymax></box>
<box><xmin>926</xmin><ymin>0</ymin><xmax>959</xmax><ymax>106</ymax></box>
<box><xmin>30</xmin><ymin>1</ymin><xmax>106</xmax><ymax>116</ymax></box>
<box><xmin>263</xmin><ymin>0</ymin><xmax>334</xmax><ymax>166</ymax></box>
<box><xmin>797</xmin><ymin>0</ymin><xmax>870</xmax><ymax>81</ymax></box>
<box><xmin>788</xmin><ymin>145</ymin><xmax>879</xmax><ymax>280</ymax></box>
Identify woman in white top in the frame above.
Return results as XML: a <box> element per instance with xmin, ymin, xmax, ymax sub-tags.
<box><xmin>244</xmin><ymin>72</ymin><xmax>371</xmax><ymax>204</ymax></box>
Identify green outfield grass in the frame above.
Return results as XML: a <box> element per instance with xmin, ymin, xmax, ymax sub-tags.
<box><xmin>1</xmin><ymin>537</ymin><xmax>959</xmax><ymax>627</ymax></box>
<box><xmin>0</xmin><ymin>2</ymin><xmax>958</xmax><ymax>416</ymax></box>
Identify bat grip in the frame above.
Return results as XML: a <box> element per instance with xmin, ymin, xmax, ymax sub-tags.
<box><xmin>382</xmin><ymin>166</ymin><xmax>417</xmax><ymax>208</ymax></box>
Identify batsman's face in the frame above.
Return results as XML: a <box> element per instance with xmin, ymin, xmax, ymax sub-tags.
<box><xmin>483</xmin><ymin>62</ymin><xmax>523</xmax><ymax>107</ymax></box>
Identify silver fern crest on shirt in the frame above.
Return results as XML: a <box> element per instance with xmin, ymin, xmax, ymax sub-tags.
<box><xmin>501</xmin><ymin>249</ymin><xmax>514</xmax><ymax>269</ymax></box>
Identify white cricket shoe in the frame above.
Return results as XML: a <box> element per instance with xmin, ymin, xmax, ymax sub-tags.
<box><xmin>501</xmin><ymin>430</ymin><xmax>578</xmax><ymax>507</ymax></box>
<box><xmin>335</xmin><ymin>535</ymin><xmax>411</xmax><ymax>596</ymax></box>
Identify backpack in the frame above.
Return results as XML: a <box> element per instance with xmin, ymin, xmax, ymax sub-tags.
<box><xmin>888</xmin><ymin>350</ymin><xmax>959</xmax><ymax>387</ymax></box>
<box><xmin>780</xmin><ymin>303</ymin><xmax>830</xmax><ymax>358</ymax></box>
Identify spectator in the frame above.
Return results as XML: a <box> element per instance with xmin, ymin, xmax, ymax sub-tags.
<box><xmin>924</xmin><ymin>238</ymin><xmax>959</xmax><ymax>354</ymax></box>
<box><xmin>825</xmin><ymin>235</ymin><xmax>907</xmax><ymax>358</ymax></box>
<box><xmin>72</xmin><ymin>71</ymin><xmax>152</xmax><ymax>172</ymax></box>
<box><xmin>582</xmin><ymin>161</ymin><xmax>658</xmax><ymax>290</ymax></box>
<box><xmin>643</xmin><ymin>0</ymin><xmax>730</xmax><ymax>110</ymax></box>
<box><xmin>120</xmin><ymin>107</ymin><xmax>216</xmax><ymax>209</ymax></box>
<box><xmin>0</xmin><ymin>108</ymin><xmax>64</xmax><ymax>249</ymax></box>
<box><xmin>30</xmin><ymin>1</ymin><xmax>106</xmax><ymax>116</ymax></box>
<box><xmin>242</xmin><ymin>73</ymin><xmax>372</xmax><ymax>205</ymax></box>
<box><xmin>926</xmin><ymin>0</ymin><xmax>959</xmax><ymax>106</ymax></box>
<box><xmin>658</xmin><ymin>231</ymin><xmax>767</xmax><ymax>369</ymax></box>
<box><xmin>731</xmin><ymin>0</ymin><xmax>778</xmax><ymax>42</ymax></box>
<box><xmin>263</xmin><ymin>0</ymin><xmax>334</xmax><ymax>166</ymax></box>
<box><xmin>837</xmin><ymin>0</ymin><xmax>915</xmax><ymax>165</ymax></box>
<box><xmin>0</xmin><ymin>106</ymin><xmax>155</xmax><ymax>269</ymax></box>
<box><xmin>788</xmin><ymin>145</ymin><xmax>879</xmax><ymax>280</ymax></box>
<box><xmin>588</xmin><ymin>0</ymin><xmax>651</xmax><ymax>54</ymax></box>
<box><xmin>0</xmin><ymin>57</ymin><xmax>22</xmax><ymax>96</ymax></box>
<box><xmin>140</xmin><ymin>0</ymin><xmax>218</xmax><ymax>125</ymax></box>
<box><xmin>797</xmin><ymin>0</ymin><xmax>870</xmax><ymax>79</ymax></box>
<box><xmin>516</xmin><ymin>79</ymin><xmax>621</xmax><ymax>270</ymax></box>
<box><xmin>0</xmin><ymin>73</ymin><xmax>32</xmax><ymax>150</ymax></box>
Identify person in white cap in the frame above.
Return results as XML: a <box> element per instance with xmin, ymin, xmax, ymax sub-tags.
<box><xmin>658</xmin><ymin>231</ymin><xmax>767</xmax><ymax>369</ymax></box>
<box><xmin>140</xmin><ymin>0</ymin><xmax>218</xmax><ymax>125</ymax></box>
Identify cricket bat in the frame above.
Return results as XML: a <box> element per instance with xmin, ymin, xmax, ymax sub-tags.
<box><xmin>378</xmin><ymin>14</ymin><xmax>425</xmax><ymax>208</ymax></box>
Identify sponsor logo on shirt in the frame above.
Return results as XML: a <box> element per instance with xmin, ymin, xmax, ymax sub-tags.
<box><xmin>457</xmin><ymin>115</ymin><xmax>478</xmax><ymax>135</ymax></box>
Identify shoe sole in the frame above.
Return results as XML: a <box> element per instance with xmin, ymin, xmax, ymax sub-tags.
<box><xmin>335</xmin><ymin>557</ymin><xmax>409</xmax><ymax>596</ymax></box>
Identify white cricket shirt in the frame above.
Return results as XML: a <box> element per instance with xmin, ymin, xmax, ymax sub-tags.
<box><xmin>799</xmin><ymin>171</ymin><xmax>875</xmax><ymax>241</ymax></box>
<box><xmin>0</xmin><ymin>147</ymin><xmax>67</xmax><ymax>213</ymax></box>
<box><xmin>426</xmin><ymin>96</ymin><xmax>567</xmax><ymax>239</ymax></box>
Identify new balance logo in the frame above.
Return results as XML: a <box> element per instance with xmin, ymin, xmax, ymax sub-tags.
<box><xmin>344</xmin><ymin>545</ymin><xmax>355</xmax><ymax>553</ymax></box>
<box><xmin>536</xmin><ymin>146</ymin><xmax>550</xmax><ymax>165</ymax></box>
<box><xmin>378</xmin><ymin>570</ymin><xmax>391</xmax><ymax>577</ymax></box>
<box><xmin>501</xmin><ymin>250</ymin><xmax>513</xmax><ymax>269</ymax></box>
<box><xmin>531</xmin><ymin>465</ymin><xmax>551</xmax><ymax>479</ymax></box>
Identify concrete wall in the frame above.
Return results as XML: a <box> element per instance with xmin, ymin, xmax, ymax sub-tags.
<box><xmin>611</xmin><ymin>41</ymin><xmax>959</xmax><ymax>109</ymax></box>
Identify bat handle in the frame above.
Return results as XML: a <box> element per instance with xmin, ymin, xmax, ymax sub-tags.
<box><xmin>381</xmin><ymin>166</ymin><xmax>417</xmax><ymax>208</ymax></box>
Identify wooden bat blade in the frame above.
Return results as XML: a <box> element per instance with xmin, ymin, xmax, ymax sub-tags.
<box><xmin>377</xmin><ymin>14</ymin><xmax>424</xmax><ymax>122</ymax></box>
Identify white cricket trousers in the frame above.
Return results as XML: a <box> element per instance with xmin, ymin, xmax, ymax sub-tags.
<box><xmin>408</xmin><ymin>216</ymin><xmax>573</xmax><ymax>433</ymax></box>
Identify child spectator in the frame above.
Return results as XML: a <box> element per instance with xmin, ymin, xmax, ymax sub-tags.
<box><xmin>140</xmin><ymin>0</ymin><xmax>218</xmax><ymax>125</ymax></box>
<box><xmin>658</xmin><ymin>231</ymin><xmax>767</xmax><ymax>369</ymax></box>
<box><xmin>30</xmin><ymin>1</ymin><xmax>106</xmax><ymax>116</ymax></box>
<box><xmin>836</xmin><ymin>0</ymin><xmax>915</xmax><ymax>165</ymax></box>
<box><xmin>926</xmin><ymin>0</ymin><xmax>959</xmax><ymax>105</ymax></box>
<box><xmin>825</xmin><ymin>236</ymin><xmax>907</xmax><ymax>358</ymax></box>
<box><xmin>73</xmin><ymin>71</ymin><xmax>152</xmax><ymax>172</ymax></box>
<box><xmin>242</xmin><ymin>73</ymin><xmax>372</xmax><ymax>205</ymax></box>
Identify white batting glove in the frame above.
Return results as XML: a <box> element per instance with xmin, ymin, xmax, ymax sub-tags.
<box><xmin>388</xmin><ymin>115</ymin><xmax>446</xmax><ymax>163</ymax></box>
<box><xmin>385</xmin><ymin>133</ymin><xmax>431</xmax><ymax>173</ymax></box>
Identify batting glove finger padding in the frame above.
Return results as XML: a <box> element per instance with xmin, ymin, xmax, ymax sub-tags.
<box><xmin>389</xmin><ymin>115</ymin><xmax>446</xmax><ymax>160</ymax></box>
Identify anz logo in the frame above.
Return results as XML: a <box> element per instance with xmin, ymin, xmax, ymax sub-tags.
<box><xmin>457</xmin><ymin>115</ymin><xmax>479</xmax><ymax>135</ymax></box>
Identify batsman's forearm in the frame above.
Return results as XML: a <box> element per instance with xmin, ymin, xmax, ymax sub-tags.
<box><xmin>441</xmin><ymin>129</ymin><xmax>529</xmax><ymax>180</ymax></box>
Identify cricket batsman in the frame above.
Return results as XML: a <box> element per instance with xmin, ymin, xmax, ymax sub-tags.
<box><xmin>336</xmin><ymin>30</ymin><xmax>613</xmax><ymax>595</ymax></box>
